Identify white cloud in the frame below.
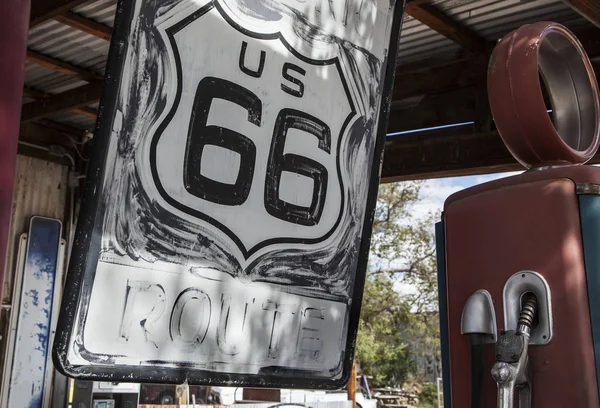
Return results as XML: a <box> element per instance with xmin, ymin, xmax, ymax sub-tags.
<box><xmin>413</xmin><ymin>180</ymin><xmax>463</xmax><ymax>219</ymax></box>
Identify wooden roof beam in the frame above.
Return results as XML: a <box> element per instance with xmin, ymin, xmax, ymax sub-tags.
<box><xmin>393</xmin><ymin>59</ymin><xmax>483</xmax><ymax>100</ymax></box>
<box><xmin>23</xmin><ymin>86</ymin><xmax>50</xmax><ymax>99</ymax></box>
<box><xmin>71</xmin><ymin>106</ymin><xmax>98</xmax><ymax>119</ymax></box>
<box><xmin>54</xmin><ymin>11</ymin><xmax>112</xmax><ymax>41</ymax></box>
<box><xmin>21</xmin><ymin>82</ymin><xmax>103</xmax><ymax>122</ymax></box>
<box><xmin>24</xmin><ymin>86</ymin><xmax>98</xmax><ymax>122</ymax></box>
<box><xmin>20</xmin><ymin>121</ymin><xmax>82</xmax><ymax>144</ymax></box>
<box><xmin>381</xmin><ymin>125</ymin><xmax>600</xmax><ymax>183</ymax></box>
<box><xmin>35</xmin><ymin>119</ymin><xmax>89</xmax><ymax>137</ymax></box>
<box><xmin>381</xmin><ymin>128</ymin><xmax>513</xmax><ymax>182</ymax></box>
<box><xmin>18</xmin><ymin>121</ymin><xmax>84</xmax><ymax>167</ymax></box>
<box><xmin>391</xmin><ymin>25</ymin><xmax>600</xmax><ymax>104</ymax></box>
<box><xmin>30</xmin><ymin>0</ymin><xmax>90</xmax><ymax>27</ymax></box>
<box><xmin>388</xmin><ymin>87</ymin><xmax>477</xmax><ymax>133</ymax></box>
<box><xmin>404</xmin><ymin>3</ymin><xmax>491</xmax><ymax>55</ymax></box>
<box><xmin>26</xmin><ymin>49</ymin><xmax>103</xmax><ymax>82</ymax></box>
<box><xmin>561</xmin><ymin>0</ymin><xmax>600</xmax><ymax>29</ymax></box>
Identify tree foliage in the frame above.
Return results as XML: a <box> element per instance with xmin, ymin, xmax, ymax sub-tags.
<box><xmin>417</xmin><ymin>382</ymin><xmax>439</xmax><ymax>408</ymax></box>
<box><xmin>355</xmin><ymin>181</ymin><xmax>441</xmax><ymax>388</ymax></box>
<box><xmin>355</xmin><ymin>274</ymin><xmax>415</xmax><ymax>386</ymax></box>
<box><xmin>370</xmin><ymin>182</ymin><xmax>438</xmax><ymax>312</ymax></box>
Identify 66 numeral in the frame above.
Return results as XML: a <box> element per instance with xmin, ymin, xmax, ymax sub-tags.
<box><xmin>266</xmin><ymin>109</ymin><xmax>330</xmax><ymax>226</ymax></box>
<box><xmin>184</xmin><ymin>77</ymin><xmax>331</xmax><ymax>226</ymax></box>
<box><xmin>184</xmin><ymin>77</ymin><xmax>260</xmax><ymax>206</ymax></box>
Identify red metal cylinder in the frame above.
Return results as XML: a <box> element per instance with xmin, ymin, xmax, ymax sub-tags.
<box><xmin>0</xmin><ymin>0</ymin><xmax>30</xmax><ymax>291</ymax></box>
<box><xmin>487</xmin><ymin>21</ymin><xmax>600</xmax><ymax>168</ymax></box>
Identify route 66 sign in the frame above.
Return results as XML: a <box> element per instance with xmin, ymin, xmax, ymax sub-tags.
<box><xmin>54</xmin><ymin>0</ymin><xmax>404</xmax><ymax>388</ymax></box>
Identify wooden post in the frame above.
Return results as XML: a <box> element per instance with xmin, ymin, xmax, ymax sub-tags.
<box><xmin>0</xmin><ymin>0</ymin><xmax>30</xmax><ymax>300</ymax></box>
<box><xmin>348</xmin><ymin>360</ymin><xmax>357</xmax><ymax>408</ymax></box>
<box><xmin>176</xmin><ymin>383</ymin><xmax>189</xmax><ymax>406</ymax></box>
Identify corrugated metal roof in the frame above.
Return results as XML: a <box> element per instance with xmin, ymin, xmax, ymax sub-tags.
<box><xmin>21</xmin><ymin>0</ymin><xmax>598</xmax><ymax>130</ymax></box>
<box><xmin>25</xmin><ymin>62</ymin><xmax>89</xmax><ymax>94</ymax></box>
<box><xmin>45</xmin><ymin>110</ymin><xmax>98</xmax><ymax>131</ymax></box>
<box><xmin>28</xmin><ymin>20</ymin><xmax>109</xmax><ymax>74</ymax></box>
<box><xmin>73</xmin><ymin>0</ymin><xmax>118</xmax><ymax>28</ymax></box>
<box><xmin>397</xmin><ymin>0</ymin><xmax>593</xmax><ymax>65</ymax></box>
<box><xmin>438</xmin><ymin>0</ymin><xmax>588</xmax><ymax>39</ymax></box>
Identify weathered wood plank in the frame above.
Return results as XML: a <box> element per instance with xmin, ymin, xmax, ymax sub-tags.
<box><xmin>54</xmin><ymin>11</ymin><xmax>112</xmax><ymax>40</ymax></box>
<box><xmin>561</xmin><ymin>0</ymin><xmax>600</xmax><ymax>29</ymax></box>
<box><xmin>26</xmin><ymin>49</ymin><xmax>103</xmax><ymax>82</ymax></box>
<box><xmin>404</xmin><ymin>3</ymin><xmax>490</xmax><ymax>54</ymax></box>
<box><xmin>21</xmin><ymin>82</ymin><xmax>103</xmax><ymax>122</ymax></box>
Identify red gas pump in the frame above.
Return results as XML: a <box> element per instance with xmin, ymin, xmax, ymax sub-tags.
<box><xmin>437</xmin><ymin>22</ymin><xmax>600</xmax><ymax>407</ymax></box>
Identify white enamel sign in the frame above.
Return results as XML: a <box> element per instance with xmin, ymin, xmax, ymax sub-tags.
<box><xmin>54</xmin><ymin>0</ymin><xmax>403</xmax><ymax>388</ymax></box>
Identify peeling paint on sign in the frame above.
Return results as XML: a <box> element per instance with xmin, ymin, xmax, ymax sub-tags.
<box><xmin>7</xmin><ymin>217</ymin><xmax>62</xmax><ymax>408</ymax></box>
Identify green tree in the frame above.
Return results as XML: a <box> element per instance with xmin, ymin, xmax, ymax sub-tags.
<box><xmin>355</xmin><ymin>274</ymin><xmax>415</xmax><ymax>387</ymax></box>
<box><xmin>417</xmin><ymin>382</ymin><xmax>439</xmax><ymax>408</ymax></box>
<box><xmin>370</xmin><ymin>182</ymin><xmax>438</xmax><ymax>313</ymax></box>
<box><xmin>355</xmin><ymin>181</ymin><xmax>441</xmax><ymax>387</ymax></box>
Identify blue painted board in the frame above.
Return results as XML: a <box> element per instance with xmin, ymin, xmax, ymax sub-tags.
<box><xmin>8</xmin><ymin>216</ymin><xmax>62</xmax><ymax>408</ymax></box>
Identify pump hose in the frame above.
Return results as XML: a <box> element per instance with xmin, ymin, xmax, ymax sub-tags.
<box><xmin>519</xmin><ymin>295</ymin><xmax>538</xmax><ymax>327</ymax></box>
<box><xmin>517</xmin><ymin>295</ymin><xmax>538</xmax><ymax>336</ymax></box>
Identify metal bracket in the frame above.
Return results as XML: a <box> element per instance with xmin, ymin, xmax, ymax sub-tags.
<box><xmin>461</xmin><ymin>289</ymin><xmax>498</xmax><ymax>343</ymax></box>
<box><xmin>503</xmin><ymin>271</ymin><xmax>553</xmax><ymax>345</ymax></box>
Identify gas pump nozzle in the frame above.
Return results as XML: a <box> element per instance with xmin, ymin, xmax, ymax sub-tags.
<box><xmin>461</xmin><ymin>290</ymin><xmax>497</xmax><ymax>408</ymax></box>
<box><xmin>491</xmin><ymin>295</ymin><xmax>537</xmax><ymax>408</ymax></box>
